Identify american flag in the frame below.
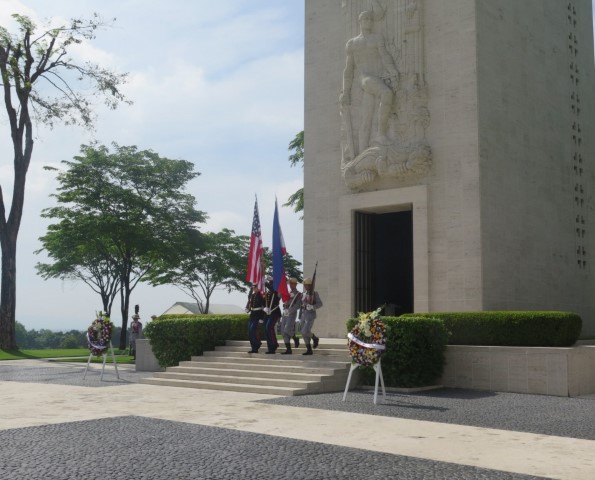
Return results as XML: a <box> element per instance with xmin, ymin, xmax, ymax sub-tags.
<box><xmin>246</xmin><ymin>196</ymin><xmax>265</xmax><ymax>294</ymax></box>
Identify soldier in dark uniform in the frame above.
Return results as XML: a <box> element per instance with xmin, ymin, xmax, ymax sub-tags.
<box><xmin>264</xmin><ymin>277</ymin><xmax>281</xmax><ymax>354</ymax></box>
<box><xmin>245</xmin><ymin>284</ymin><xmax>265</xmax><ymax>353</ymax></box>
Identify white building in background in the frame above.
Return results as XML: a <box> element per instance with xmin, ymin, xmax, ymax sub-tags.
<box><xmin>161</xmin><ymin>302</ymin><xmax>245</xmax><ymax>316</ymax></box>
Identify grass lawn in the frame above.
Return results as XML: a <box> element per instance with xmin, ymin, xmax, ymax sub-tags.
<box><xmin>0</xmin><ymin>348</ymin><xmax>134</xmax><ymax>364</ymax></box>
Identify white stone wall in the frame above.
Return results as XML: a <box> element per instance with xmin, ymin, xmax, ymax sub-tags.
<box><xmin>304</xmin><ymin>0</ymin><xmax>595</xmax><ymax>337</ymax></box>
<box><xmin>424</xmin><ymin>0</ymin><xmax>483</xmax><ymax>313</ymax></box>
<box><xmin>476</xmin><ymin>0</ymin><xmax>595</xmax><ymax>334</ymax></box>
<box><xmin>304</xmin><ymin>0</ymin><xmax>347</xmax><ymax>336</ymax></box>
<box><xmin>440</xmin><ymin>345</ymin><xmax>595</xmax><ymax>397</ymax></box>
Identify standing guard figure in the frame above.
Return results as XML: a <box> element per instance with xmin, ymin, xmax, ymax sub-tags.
<box><xmin>246</xmin><ymin>284</ymin><xmax>265</xmax><ymax>353</ymax></box>
<box><xmin>280</xmin><ymin>277</ymin><xmax>302</xmax><ymax>354</ymax></box>
<box><xmin>300</xmin><ymin>278</ymin><xmax>323</xmax><ymax>355</ymax></box>
<box><xmin>129</xmin><ymin>304</ymin><xmax>143</xmax><ymax>359</ymax></box>
<box><xmin>263</xmin><ymin>277</ymin><xmax>281</xmax><ymax>354</ymax></box>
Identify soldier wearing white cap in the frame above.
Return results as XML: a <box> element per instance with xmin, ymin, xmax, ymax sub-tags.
<box><xmin>300</xmin><ymin>277</ymin><xmax>323</xmax><ymax>355</ymax></box>
<box><xmin>280</xmin><ymin>277</ymin><xmax>302</xmax><ymax>354</ymax></box>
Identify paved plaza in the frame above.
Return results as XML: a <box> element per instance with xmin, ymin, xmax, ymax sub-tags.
<box><xmin>0</xmin><ymin>359</ymin><xmax>593</xmax><ymax>479</ymax></box>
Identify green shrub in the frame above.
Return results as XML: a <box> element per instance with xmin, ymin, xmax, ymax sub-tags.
<box><xmin>144</xmin><ymin>314</ymin><xmax>249</xmax><ymax>367</ymax></box>
<box><xmin>400</xmin><ymin>311</ymin><xmax>582</xmax><ymax>346</ymax></box>
<box><xmin>346</xmin><ymin>316</ymin><xmax>448</xmax><ymax>388</ymax></box>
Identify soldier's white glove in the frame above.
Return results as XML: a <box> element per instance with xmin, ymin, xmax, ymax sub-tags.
<box><xmin>306</xmin><ymin>304</ymin><xmax>314</xmax><ymax>311</ymax></box>
<box><xmin>264</xmin><ymin>307</ymin><xmax>271</xmax><ymax>315</ymax></box>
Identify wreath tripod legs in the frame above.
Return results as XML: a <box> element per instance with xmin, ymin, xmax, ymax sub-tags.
<box><xmin>342</xmin><ymin>359</ymin><xmax>386</xmax><ymax>404</ymax></box>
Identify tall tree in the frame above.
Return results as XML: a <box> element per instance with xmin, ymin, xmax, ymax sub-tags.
<box><xmin>38</xmin><ymin>143</ymin><xmax>206</xmax><ymax>349</ymax></box>
<box><xmin>36</xmin><ymin>216</ymin><xmax>121</xmax><ymax>316</ymax></box>
<box><xmin>149</xmin><ymin>228</ymin><xmax>250</xmax><ymax>314</ymax></box>
<box><xmin>284</xmin><ymin>130</ymin><xmax>304</xmax><ymax>217</ymax></box>
<box><xmin>0</xmin><ymin>14</ymin><xmax>129</xmax><ymax>349</ymax></box>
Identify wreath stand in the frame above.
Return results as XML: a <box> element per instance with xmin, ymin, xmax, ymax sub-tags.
<box><xmin>342</xmin><ymin>358</ymin><xmax>386</xmax><ymax>404</ymax></box>
<box><xmin>83</xmin><ymin>335</ymin><xmax>120</xmax><ymax>381</ymax></box>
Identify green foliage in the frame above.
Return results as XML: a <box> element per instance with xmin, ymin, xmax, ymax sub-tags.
<box><xmin>0</xmin><ymin>12</ymin><xmax>129</xmax><ymax>349</ymax></box>
<box><xmin>287</xmin><ymin>130</ymin><xmax>304</xmax><ymax>167</ymax></box>
<box><xmin>283</xmin><ymin>130</ymin><xmax>304</xmax><ymax>217</ymax></box>
<box><xmin>262</xmin><ymin>247</ymin><xmax>302</xmax><ymax>281</ymax></box>
<box><xmin>0</xmin><ymin>13</ymin><xmax>130</xmax><ymax>128</ymax></box>
<box><xmin>37</xmin><ymin>143</ymin><xmax>207</xmax><ymax>349</ymax></box>
<box><xmin>144</xmin><ymin>314</ymin><xmax>249</xmax><ymax>367</ymax></box>
<box><xmin>60</xmin><ymin>335</ymin><xmax>81</xmax><ymax>349</ymax></box>
<box><xmin>0</xmin><ymin>349</ymin><xmax>90</xmax><ymax>360</ymax></box>
<box><xmin>347</xmin><ymin>316</ymin><xmax>448</xmax><ymax>388</ymax></box>
<box><xmin>15</xmin><ymin>322</ymin><xmax>124</xmax><ymax>350</ymax></box>
<box><xmin>400</xmin><ymin>311</ymin><xmax>582</xmax><ymax>347</ymax></box>
<box><xmin>148</xmin><ymin>228</ymin><xmax>250</xmax><ymax>314</ymax></box>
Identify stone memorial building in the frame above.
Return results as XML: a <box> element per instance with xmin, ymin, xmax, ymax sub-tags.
<box><xmin>303</xmin><ymin>0</ymin><xmax>595</xmax><ymax>336</ymax></box>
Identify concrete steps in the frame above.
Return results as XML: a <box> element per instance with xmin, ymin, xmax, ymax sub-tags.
<box><xmin>139</xmin><ymin>339</ymin><xmax>356</xmax><ymax>396</ymax></box>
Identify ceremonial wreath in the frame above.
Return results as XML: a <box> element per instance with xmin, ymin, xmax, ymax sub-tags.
<box><xmin>87</xmin><ymin>311</ymin><xmax>114</xmax><ymax>356</ymax></box>
<box><xmin>347</xmin><ymin>306</ymin><xmax>387</xmax><ymax>366</ymax></box>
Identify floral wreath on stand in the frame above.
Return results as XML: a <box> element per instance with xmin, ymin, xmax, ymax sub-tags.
<box><xmin>347</xmin><ymin>306</ymin><xmax>387</xmax><ymax>366</ymax></box>
<box><xmin>87</xmin><ymin>311</ymin><xmax>114</xmax><ymax>356</ymax></box>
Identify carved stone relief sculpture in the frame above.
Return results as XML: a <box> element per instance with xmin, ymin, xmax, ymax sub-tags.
<box><xmin>340</xmin><ymin>0</ymin><xmax>431</xmax><ymax>190</ymax></box>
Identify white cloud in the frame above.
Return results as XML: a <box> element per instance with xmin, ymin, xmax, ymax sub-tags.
<box><xmin>0</xmin><ymin>0</ymin><xmax>305</xmax><ymax>331</ymax></box>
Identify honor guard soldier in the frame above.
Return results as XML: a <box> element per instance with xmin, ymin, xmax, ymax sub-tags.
<box><xmin>280</xmin><ymin>277</ymin><xmax>302</xmax><ymax>354</ymax></box>
<box><xmin>300</xmin><ymin>277</ymin><xmax>323</xmax><ymax>355</ymax></box>
<box><xmin>246</xmin><ymin>284</ymin><xmax>265</xmax><ymax>353</ymax></box>
<box><xmin>264</xmin><ymin>277</ymin><xmax>281</xmax><ymax>354</ymax></box>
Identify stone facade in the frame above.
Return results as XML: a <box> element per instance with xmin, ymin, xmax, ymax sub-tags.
<box><xmin>304</xmin><ymin>0</ymin><xmax>595</xmax><ymax>337</ymax></box>
<box><xmin>440</xmin><ymin>345</ymin><xmax>595</xmax><ymax>397</ymax></box>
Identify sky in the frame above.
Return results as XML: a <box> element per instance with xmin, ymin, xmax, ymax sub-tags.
<box><xmin>0</xmin><ymin>0</ymin><xmax>305</xmax><ymax>331</ymax></box>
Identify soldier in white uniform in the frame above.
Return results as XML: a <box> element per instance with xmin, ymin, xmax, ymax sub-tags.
<box><xmin>280</xmin><ymin>278</ymin><xmax>302</xmax><ymax>354</ymax></box>
<box><xmin>300</xmin><ymin>277</ymin><xmax>323</xmax><ymax>356</ymax></box>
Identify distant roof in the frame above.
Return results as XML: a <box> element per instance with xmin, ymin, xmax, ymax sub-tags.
<box><xmin>208</xmin><ymin>304</ymin><xmax>245</xmax><ymax>314</ymax></box>
<box><xmin>161</xmin><ymin>302</ymin><xmax>244</xmax><ymax>316</ymax></box>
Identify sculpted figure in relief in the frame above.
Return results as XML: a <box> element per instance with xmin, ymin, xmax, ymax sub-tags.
<box><xmin>340</xmin><ymin>0</ymin><xmax>432</xmax><ymax>190</ymax></box>
<box><xmin>340</xmin><ymin>10</ymin><xmax>398</xmax><ymax>153</ymax></box>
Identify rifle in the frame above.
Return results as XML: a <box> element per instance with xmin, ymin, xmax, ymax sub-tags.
<box><xmin>305</xmin><ymin>261</ymin><xmax>318</xmax><ymax>306</ymax></box>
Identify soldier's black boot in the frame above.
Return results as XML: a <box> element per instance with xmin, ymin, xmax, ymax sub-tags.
<box><xmin>312</xmin><ymin>334</ymin><xmax>319</xmax><ymax>349</ymax></box>
<box><xmin>281</xmin><ymin>342</ymin><xmax>292</xmax><ymax>354</ymax></box>
<box><xmin>293</xmin><ymin>335</ymin><xmax>300</xmax><ymax>348</ymax></box>
<box><xmin>302</xmin><ymin>344</ymin><xmax>313</xmax><ymax>356</ymax></box>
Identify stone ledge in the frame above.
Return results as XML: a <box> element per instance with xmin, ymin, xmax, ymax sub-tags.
<box><xmin>135</xmin><ymin>339</ymin><xmax>164</xmax><ymax>372</ymax></box>
<box><xmin>440</xmin><ymin>345</ymin><xmax>595</xmax><ymax>397</ymax></box>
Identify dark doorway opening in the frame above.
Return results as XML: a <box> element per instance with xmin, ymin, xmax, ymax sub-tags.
<box><xmin>354</xmin><ymin>210</ymin><xmax>413</xmax><ymax>316</ymax></box>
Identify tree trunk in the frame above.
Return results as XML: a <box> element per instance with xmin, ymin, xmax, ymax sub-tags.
<box><xmin>118</xmin><ymin>274</ymin><xmax>131</xmax><ymax>350</ymax></box>
<box><xmin>0</xmin><ymin>237</ymin><xmax>17</xmax><ymax>350</ymax></box>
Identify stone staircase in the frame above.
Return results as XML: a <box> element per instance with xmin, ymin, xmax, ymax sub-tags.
<box><xmin>139</xmin><ymin>338</ymin><xmax>357</xmax><ymax>396</ymax></box>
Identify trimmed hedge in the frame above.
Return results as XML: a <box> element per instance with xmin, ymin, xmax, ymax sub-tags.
<box><xmin>400</xmin><ymin>311</ymin><xmax>582</xmax><ymax>347</ymax></box>
<box><xmin>144</xmin><ymin>314</ymin><xmax>249</xmax><ymax>367</ymax></box>
<box><xmin>346</xmin><ymin>316</ymin><xmax>448</xmax><ymax>388</ymax></box>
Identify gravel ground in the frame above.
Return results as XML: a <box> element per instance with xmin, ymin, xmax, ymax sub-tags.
<box><xmin>0</xmin><ymin>362</ymin><xmax>589</xmax><ymax>479</ymax></box>
<box><xmin>260</xmin><ymin>388</ymin><xmax>595</xmax><ymax>440</ymax></box>
<box><xmin>0</xmin><ymin>416</ymin><xmax>548</xmax><ymax>480</ymax></box>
